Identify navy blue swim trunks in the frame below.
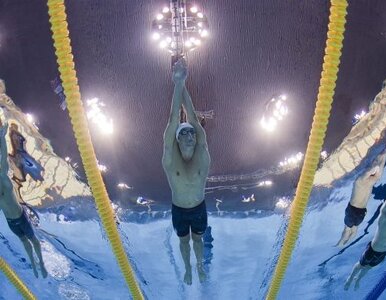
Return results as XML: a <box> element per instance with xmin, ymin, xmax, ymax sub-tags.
<box><xmin>6</xmin><ymin>209</ymin><xmax>35</xmax><ymax>239</ymax></box>
<box><xmin>344</xmin><ymin>203</ymin><xmax>367</xmax><ymax>228</ymax></box>
<box><xmin>172</xmin><ymin>200</ymin><xmax>207</xmax><ymax>237</ymax></box>
<box><xmin>360</xmin><ymin>242</ymin><xmax>386</xmax><ymax>267</ymax></box>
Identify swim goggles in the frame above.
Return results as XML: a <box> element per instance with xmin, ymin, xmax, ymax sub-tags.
<box><xmin>178</xmin><ymin>128</ymin><xmax>196</xmax><ymax>136</ymax></box>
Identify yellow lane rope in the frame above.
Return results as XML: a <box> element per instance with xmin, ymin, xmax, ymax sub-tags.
<box><xmin>0</xmin><ymin>257</ymin><xmax>36</xmax><ymax>300</ymax></box>
<box><xmin>46</xmin><ymin>1</ymin><xmax>144</xmax><ymax>298</ymax></box>
<box><xmin>266</xmin><ymin>1</ymin><xmax>348</xmax><ymax>299</ymax></box>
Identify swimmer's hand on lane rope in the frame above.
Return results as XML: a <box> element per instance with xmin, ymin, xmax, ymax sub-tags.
<box><xmin>172</xmin><ymin>58</ymin><xmax>188</xmax><ymax>84</ymax></box>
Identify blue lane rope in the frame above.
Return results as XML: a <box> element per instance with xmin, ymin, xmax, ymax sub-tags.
<box><xmin>364</xmin><ymin>271</ymin><xmax>386</xmax><ymax>300</ymax></box>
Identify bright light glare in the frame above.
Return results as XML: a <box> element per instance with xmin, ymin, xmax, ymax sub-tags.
<box><xmin>275</xmin><ymin>197</ymin><xmax>290</xmax><ymax>209</ymax></box>
<box><xmin>258</xmin><ymin>180</ymin><xmax>273</xmax><ymax>187</ymax></box>
<box><xmin>159</xmin><ymin>40</ymin><xmax>168</xmax><ymax>48</ymax></box>
<box><xmin>152</xmin><ymin>32</ymin><xmax>160</xmax><ymax>40</ymax></box>
<box><xmin>354</xmin><ymin>110</ymin><xmax>366</xmax><ymax>121</ymax></box>
<box><xmin>279</xmin><ymin>106</ymin><xmax>288</xmax><ymax>115</ymax></box>
<box><xmin>86</xmin><ymin>98</ymin><xmax>114</xmax><ymax>135</ymax></box>
<box><xmin>200</xmin><ymin>29</ymin><xmax>209</xmax><ymax>37</ymax></box>
<box><xmin>64</xmin><ymin>156</ymin><xmax>71</xmax><ymax>162</ymax></box>
<box><xmin>260</xmin><ymin>116</ymin><xmax>277</xmax><ymax>132</ymax></box>
<box><xmin>152</xmin><ymin>7</ymin><xmax>208</xmax><ymax>55</ymax></box>
<box><xmin>117</xmin><ymin>183</ymin><xmax>132</xmax><ymax>190</ymax></box>
<box><xmin>279</xmin><ymin>152</ymin><xmax>304</xmax><ymax>168</ymax></box>
<box><xmin>273</xmin><ymin>99</ymin><xmax>288</xmax><ymax>119</ymax></box>
<box><xmin>26</xmin><ymin>113</ymin><xmax>34</xmax><ymax>124</ymax></box>
<box><xmin>98</xmin><ymin>163</ymin><xmax>107</xmax><ymax>173</ymax></box>
<box><xmin>273</xmin><ymin>109</ymin><xmax>282</xmax><ymax>120</ymax></box>
<box><xmin>193</xmin><ymin>39</ymin><xmax>201</xmax><ymax>46</ymax></box>
<box><xmin>320</xmin><ymin>150</ymin><xmax>328</xmax><ymax>160</ymax></box>
<box><xmin>261</xmin><ymin>94</ymin><xmax>288</xmax><ymax>132</ymax></box>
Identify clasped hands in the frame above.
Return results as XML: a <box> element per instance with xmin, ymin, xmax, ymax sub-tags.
<box><xmin>172</xmin><ymin>58</ymin><xmax>188</xmax><ymax>84</ymax></box>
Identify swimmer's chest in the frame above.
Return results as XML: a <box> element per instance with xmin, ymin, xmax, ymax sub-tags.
<box><xmin>174</xmin><ymin>164</ymin><xmax>202</xmax><ymax>182</ymax></box>
<box><xmin>171</xmin><ymin>167</ymin><xmax>205</xmax><ymax>199</ymax></box>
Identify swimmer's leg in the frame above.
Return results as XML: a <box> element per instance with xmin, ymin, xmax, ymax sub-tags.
<box><xmin>20</xmin><ymin>236</ymin><xmax>38</xmax><ymax>278</ymax></box>
<box><xmin>354</xmin><ymin>265</ymin><xmax>371</xmax><ymax>290</ymax></box>
<box><xmin>192</xmin><ymin>232</ymin><xmax>206</xmax><ymax>283</ymax></box>
<box><xmin>179</xmin><ymin>234</ymin><xmax>192</xmax><ymax>285</ymax></box>
<box><xmin>30</xmin><ymin>236</ymin><xmax>47</xmax><ymax>278</ymax></box>
<box><xmin>344</xmin><ymin>262</ymin><xmax>360</xmax><ymax>290</ymax></box>
<box><xmin>344</xmin><ymin>262</ymin><xmax>369</xmax><ymax>290</ymax></box>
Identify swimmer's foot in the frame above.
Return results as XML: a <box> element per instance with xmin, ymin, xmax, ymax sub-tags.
<box><xmin>335</xmin><ymin>238</ymin><xmax>347</xmax><ymax>248</ymax></box>
<box><xmin>354</xmin><ymin>279</ymin><xmax>361</xmax><ymax>291</ymax></box>
<box><xmin>40</xmin><ymin>262</ymin><xmax>48</xmax><ymax>279</ymax></box>
<box><xmin>31</xmin><ymin>263</ymin><xmax>38</xmax><ymax>278</ymax></box>
<box><xmin>344</xmin><ymin>279</ymin><xmax>351</xmax><ymax>291</ymax></box>
<box><xmin>197</xmin><ymin>263</ymin><xmax>206</xmax><ymax>283</ymax></box>
<box><xmin>184</xmin><ymin>268</ymin><xmax>192</xmax><ymax>285</ymax></box>
<box><xmin>335</xmin><ymin>242</ymin><xmax>343</xmax><ymax>248</ymax></box>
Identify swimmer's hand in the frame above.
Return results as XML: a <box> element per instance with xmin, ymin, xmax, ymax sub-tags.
<box><xmin>172</xmin><ymin>58</ymin><xmax>188</xmax><ymax>83</ymax></box>
<box><xmin>0</xmin><ymin>122</ymin><xmax>8</xmax><ymax>138</ymax></box>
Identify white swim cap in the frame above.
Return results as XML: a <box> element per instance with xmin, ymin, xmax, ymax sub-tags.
<box><xmin>176</xmin><ymin>122</ymin><xmax>194</xmax><ymax>141</ymax></box>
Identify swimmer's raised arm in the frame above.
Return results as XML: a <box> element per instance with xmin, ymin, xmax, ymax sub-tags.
<box><xmin>162</xmin><ymin>59</ymin><xmax>187</xmax><ymax>167</ymax></box>
<box><xmin>182</xmin><ymin>86</ymin><xmax>207</xmax><ymax>147</ymax></box>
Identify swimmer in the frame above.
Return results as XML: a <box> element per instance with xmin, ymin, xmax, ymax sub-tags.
<box><xmin>336</xmin><ymin>149</ymin><xmax>386</xmax><ymax>247</ymax></box>
<box><xmin>136</xmin><ymin>196</ymin><xmax>154</xmax><ymax>206</ymax></box>
<box><xmin>344</xmin><ymin>201</ymin><xmax>386</xmax><ymax>290</ymax></box>
<box><xmin>0</xmin><ymin>119</ymin><xmax>47</xmax><ymax>278</ymax></box>
<box><xmin>136</xmin><ymin>196</ymin><xmax>154</xmax><ymax>213</ymax></box>
<box><xmin>162</xmin><ymin>58</ymin><xmax>211</xmax><ymax>285</ymax></box>
<box><xmin>215</xmin><ymin>199</ymin><xmax>222</xmax><ymax>208</ymax></box>
<box><xmin>215</xmin><ymin>199</ymin><xmax>223</xmax><ymax>216</ymax></box>
<box><xmin>9</xmin><ymin>123</ymin><xmax>44</xmax><ymax>184</ymax></box>
<box><xmin>242</xmin><ymin>194</ymin><xmax>255</xmax><ymax>203</ymax></box>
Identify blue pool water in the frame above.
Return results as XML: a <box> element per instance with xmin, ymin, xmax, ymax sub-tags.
<box><xmin>1</xmin><ymin>160</ymin><xmax>385</xmax><ymax>299</ymax></box>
